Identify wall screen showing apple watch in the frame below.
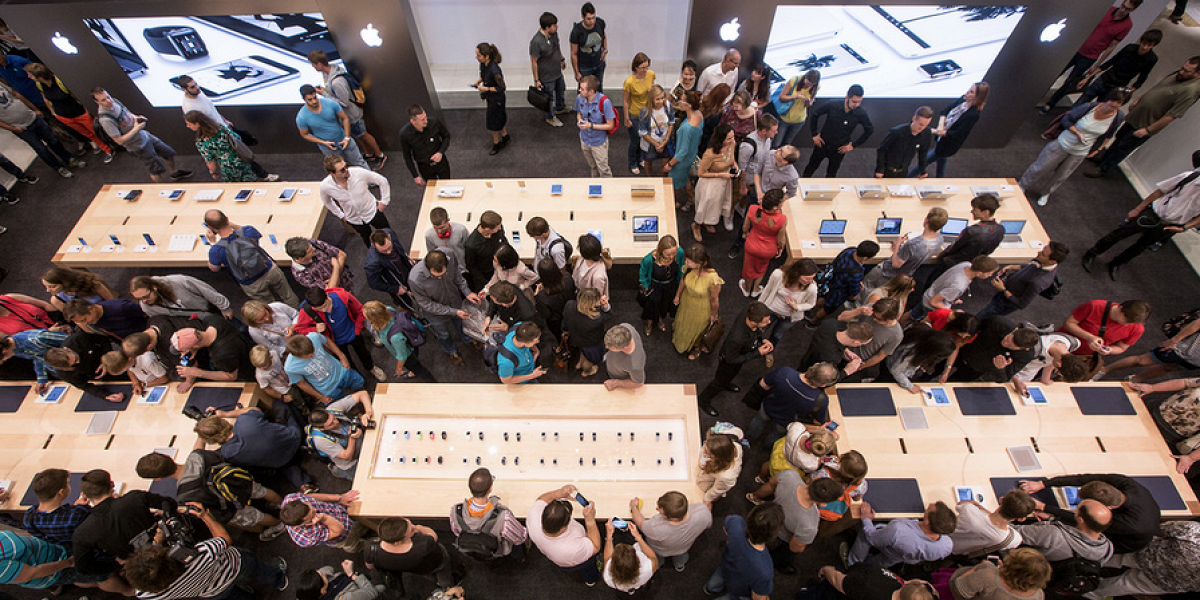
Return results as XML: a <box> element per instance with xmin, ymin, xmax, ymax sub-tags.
<box><xmin>764</xmin><ymin>5</ymin><xmax>1027</xmax><ymax>99</ymax></box>
<box><xmin>85</xmin><ymin>12</ymin><xmax>342</xmax><ymax>107</ymax></box>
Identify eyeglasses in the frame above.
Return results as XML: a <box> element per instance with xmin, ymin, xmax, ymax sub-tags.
<box><xmin>335</xmin><ymin>166</ymin><xmax>349</xmax><ymax>173</ymax></box>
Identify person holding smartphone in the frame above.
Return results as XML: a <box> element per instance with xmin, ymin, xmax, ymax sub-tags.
<box><xmin>295</xmin><ymin>84</ymin><xmax>369</xmax><ymax>170</ymax></box>
<box><xmin>527</xmin><ymin>485</ymin><xmax>602</xmax><ymax>586</ymax></box>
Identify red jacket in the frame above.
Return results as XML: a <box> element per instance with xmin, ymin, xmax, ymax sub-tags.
<box><xmin>293</xmin><ymin>288</ymin><xmax>365</xmax><ymax>344</ymax></box>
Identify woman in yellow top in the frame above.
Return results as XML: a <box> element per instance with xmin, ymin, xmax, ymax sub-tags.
<box><xmin>774</xmin><ymin>69</ymin><xmax>821</xmax><ymax>149</ymax></box>
<box><xmin>622</xmin><ymin>52</ymin><xmax>655</xmax><ymax>175</ymax></box>
<box><xmin>691</xmin><ymin>124</ymin><xmax>736</xmax><ymax>243</ymax></box>
<box><xmin>672</xmin><ymin>244</ymin><xmax>723</xmax><ymax>358</ymax></box>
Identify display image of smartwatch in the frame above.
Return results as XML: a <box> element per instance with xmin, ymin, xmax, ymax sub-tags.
<box><xmin>143</xmin><ymin>26</ymin><xmax>208</xmax><ymax>60</ymax></box>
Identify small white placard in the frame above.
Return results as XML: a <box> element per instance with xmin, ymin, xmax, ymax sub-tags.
<box><xmin>801</xmin><ymin>240</ymin><xmax>817</xmax><ymax>249</ymax></box>
<box><xmin>86</xmin><ymin>411</ymin><xmax>118</xmax><ymax>436</ymax></box>
<box><xmin>945</xmin><ymin>185</ymin><xmax>960</xmax><ymax>193</ymax></box>
<box><xmin>99</xmin><ymin>245</ymin><xmax>116</xmax><ymax>253</ymax></box>
<box><xmin>1028</xmin><ymin>240</ymin><xmax>1045</xmax><ymax>249</ymax></box>
<box><xmin>253</xmin><ymin>189</ymin><xmax>268</xmax><ymax>196</ymax></box>
<box><xmin>297</xmin><ymin>188</ymin><xmax>311</xmax><ymax>195</ymax></box>
<box><xmin>113</xmin><ymin>190</ymin><xmax>129</xmax><ymax>198</ymax></box>
<box><xmin>899</xmin><ymin>406</ymin><xmax>929</xmax><ymax>430</ymax></box>
<box><xmin>153</xmin><ymin>446</ymin><xmax>178</xmax><ymax>459</ymax></box>
<box><xmin>132</xmin><ymin>245</ymin><xmax>148</xmax><ymax>253</ymax></box>
<box><xmin>66</xmin><ymin>245</ymin><xmax>82</xmax><ymax>253</ymax></box>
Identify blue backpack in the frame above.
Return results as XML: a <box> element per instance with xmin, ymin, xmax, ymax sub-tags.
<box><xmin>385</xmin><ymin>308</ymin><xmax>426</xmax><ymax>348</ymax></box>
<box><xmin>334</xmin><ymin>71</ymin><xmax>366</xmax><ymax>108</ymax></box>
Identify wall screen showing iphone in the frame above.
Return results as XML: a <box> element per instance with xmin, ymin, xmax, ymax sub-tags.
<box><xmin>764</xmin><ymin>5</ymin><xmax>1027</xmax><ymax>99</ymax></box>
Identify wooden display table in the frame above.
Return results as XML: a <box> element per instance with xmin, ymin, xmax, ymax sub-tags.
<box><xmin>782</xmin><ymin>178</ymin><xmax>1049</xmax><ymax>263</ymax></box>
<box><xmin>350</xmin><ymin>383</ymin><xmax>702</xmax><ymax>518</ymax></box>
<box><xmin>410</xmin><ymin>178</ymin><xmax>676</xmax><ymax>265</ymax></box>
<box><xmin>0</xmin><ymin>382</ymin><xmax>254</xmax><ymax>509</ymax></box>
<box><xmin>52</xmin><ymin>182</ymin><xmax>328</xmax><ymax>268</ymax></box>
<box><xmin>829</xmin><ymin>382</ymin><xmax>1199</xmax><ymax>518</ymax></box>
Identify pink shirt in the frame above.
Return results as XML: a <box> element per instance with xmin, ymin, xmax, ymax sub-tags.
<box><xmin>1079</xmin><ymin>7</ymin><xmax>1132</xmax><ymax>59</ymax></box>
<box><xmin>526</xmin><ymin>500</ymin><xmax>595</xmax><ymax>567</ymax></box>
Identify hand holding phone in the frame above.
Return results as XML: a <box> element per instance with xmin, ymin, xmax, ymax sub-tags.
<box><xmin>575</xmin><ymin>493</ymin><xmax>589</xmax><ymax>507</ymax></box>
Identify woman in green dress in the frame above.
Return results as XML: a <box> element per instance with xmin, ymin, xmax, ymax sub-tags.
<box><xmin>666</xmin><ymin>90</ymin><xmax>703</xmax><ymax>210</ymax></box>
<box><xmin>184</xmin><ymin>111</ymin><xmax>256</xmax><ymax>182</ymax></box>
<box><xmin>672</xmin><ymin>243</ymin><xmax>723</xmax><ymax>359</ymax></box>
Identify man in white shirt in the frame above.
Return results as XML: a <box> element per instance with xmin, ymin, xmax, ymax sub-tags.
<box><xmin>177</xmin><ymin>74</ymin><xmax>277</xmax><ymax>182</ymax></box>
<box><xmin>318</xmin><ymin>155</ymin><xmax>392</xmax><ymax>247</ymax></box>
<box><xmin>1084</xmin><ymin>167</ymin><xmax>1200</xmax><ymax>280</ymax></box>
<box><xmin>696</xmin><ymin>50</ymin><xmax>740</xmax><ymax>104</ymax></box>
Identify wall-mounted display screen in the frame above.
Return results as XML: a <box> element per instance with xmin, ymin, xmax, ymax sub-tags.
<box><xmin>764</xmin><ymin>5</ymin><xmax>1027</xmax><ymax>98</ymax></box>
<box><xmin>85</xmin><ymin>13</ymin><xmax>341</xmax><ymax>107</ymax></box>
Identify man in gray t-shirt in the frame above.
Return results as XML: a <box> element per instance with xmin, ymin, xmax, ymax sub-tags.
<box><xmin>913</xmin><ymin>256</ymin><xmax>997</xmax><ymax>321</ymax></box>
<box><xmin>864</xmin><ymin>208</ymin><xmax>948</xmax><ymax>289</ymax></box>
<box><xmin>773</xmin><ymin>471</ymin><xmax>843</xmax><ymax>573</ymax></box>
<box><xmin>841</xmin><ymin>298</ymin><xmax>903</xmax><ymax>381</ymax></box>
<box><xmin>92</xmin><ymin>88</ymin><xmax>190</xmax><ymax>182</ymax></box>
<box><xmin>630</xmin><ymin>491</ymin><xmax>712</xmax><ymax>571</ymax></box>
<box><xmin>530</xmin><ymin>12</ymin><xmax>568</xmax><ymax>124</ymax></box>
<box><xmin>603</xmin><ymin>323</ymin><xmax>645</xmax><ymax>390</ymax></box>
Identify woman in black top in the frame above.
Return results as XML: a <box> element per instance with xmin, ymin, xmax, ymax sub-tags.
<box><xmin>562</xmin><ymin>287</ymin><xmax>611</xmax><ymax>377</ymax></box>
<box><xmin>366</xmin><ymin>517</ymin><xmax>455</xmax><ymax>589</ymax></box>
<box><xmin>913</xmin><ymin>81</ymin><xmax>988</xmax><ymax>178</ymax></box>
<box><xmin>473</xmin><ymin>42</ymin><xmax>509</xmax><ymax>155</ymax></box>
<box><xmin>26</xmin><ymin>62</ymin><xmax>114</xmax><ymax>159</ymax></box>
<box><xmin>534</xmin><ymin>258</ymin><xmax>575</xmax><ymax>343</ymax></box>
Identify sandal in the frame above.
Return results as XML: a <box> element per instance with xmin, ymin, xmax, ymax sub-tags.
<box><xmin>582</xmin><ymin>365</ymin><xmax>599</xmax><ymax>377</ymax></box>
<box><xmin>754</xmin><ymin>476</ymin><xmax>767</xmax><ymax>485</ymax></box>
<box><xmin>644</xmin><ymin>323</ymin><xmax>653</xmax><ymax>336</ymax></box>
<box><xmin>679</xmin><ymin>202</ymin><xmax>694</xmax><ymax>213</ymax></box>
<box><xmin>688</xmin><ymin>350</ymin><xmax>701</xmax><ymax>360</ymax></box>
<box><xmin>746</xmin><ymin>493</ymin><xmax>764</xmax><ymax>506</ymax></box>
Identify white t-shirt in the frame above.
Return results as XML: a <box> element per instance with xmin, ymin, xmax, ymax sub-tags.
<box><xmin>1016</xmin><ymin>333</ymin><xmax>1079</xmax><ymax>382</ymax></box>
<box><xmin>131</xmin><ymin>352</ymin><xmax>167</xmax><ymax>383</ymax></box>
<box><xmin>526</xmin><ymin>500</ymin><xmax>595</xmax><ymax>568</ymax></box>
<box><xmin>949</xmin><ymin>502</ymin><xmax>1022</xmax><ymax>556</ymax></box>
<box><xmin>603</xmin><ymin>543</ymin><xmax>654</xmax><ymax>592</ymax></box>
<box><xmin>181</xmin><ymin>93</ymin><xmax>227</xmax><ymax>126</ymax></box>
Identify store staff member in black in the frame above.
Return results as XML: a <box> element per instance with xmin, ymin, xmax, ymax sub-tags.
<box><xmin>696</xmin><ymin>301</ymin><xmax>774</xmax><ymax>417</ymax></box>
<box><xmin>398</xmin><ymin>104</ymin><xmax>452</xmax><ymax>187</ymax></box>
<box><xmin>803</xmin><ymin>84</ymin><xmax>874</xmax><ymax>178</ymax></box>
<box><xmin>875</xmin><ymin>106</ymin><xmax>934</xmax><ymax>178</ymax></box>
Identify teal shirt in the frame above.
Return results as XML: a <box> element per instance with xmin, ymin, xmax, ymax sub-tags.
<box><xmin>0</xmin><ymin>531</ymin><xmax>67</xmax><ymax>588</ymax></box>
<box><xmin>375</xmin><ymin>309</ymin><xmax>413</xmax><ymax>364</ymax></box>
<box><xmin>639</xmin><ymin>246</ymin><xmax>686</xmax><ymax>289</ymax></box>
<box><xmin>669</xmin><ymin>119</ymin><xmax>703</xmax><ymax>190</ymax></box>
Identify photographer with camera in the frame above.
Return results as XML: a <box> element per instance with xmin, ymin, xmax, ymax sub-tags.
<box><xmin>136</xmin><ymin>445</ymin><xmax>288</xmax><ymax>542</ymax></box>
<box><xmin>122</xmin><ymin>502</ymin><xmax>288</xmax><ymax>600</ymax></box>
<box><xmin>305</xmin><ymin>389</ymin><xmax>374</xmax><ymax>481</ymax></box>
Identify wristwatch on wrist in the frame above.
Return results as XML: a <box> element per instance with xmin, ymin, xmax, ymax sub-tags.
<box><xmin>143</xmin><ymin>26</ymin><xmax>209</xmax><ymax>60</ymax></box>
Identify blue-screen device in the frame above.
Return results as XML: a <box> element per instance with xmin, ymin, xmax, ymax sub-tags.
<box><xmin>818</xmin><ymin>220</ymin><xmax>847</xmax><ymax>235</ymax></box>
<box><xmin>109</xmin><ymin>234</ymin><xmax>121</xmax><ymax>245</ymax></box>
<box><xmin>941</xmin><ymin>218</ymin><xmax>969</xmax><ymax>236</ymax></box>
<box><xmin>876</xmin><ymin>218</ymin><xmax>903</xmax><ymax>236</ymax></box>
<box><xmin>588</xmin><ymin>184</ymin><xmax>602</xmax><ymax>197</ymax></box>
<box><xmin>168</xmin><ymin>189</ymin><xmax>184</xmax><ymax>199</ymax></box>
<box><xmin>77</xmin><ymin>237</ymin><xmax>88</xmax><ymax>246</ymax></box>
<box><xmin>279</xmin><ymin>188</ymin><xmax>297</xmax><ymax>200</ymax></box>
<box><xmin>575</xmin><ymin>493</ymin><xmax>590</xmax><ymax>507</ymax></box>
<box><xmin>269</xmin><ymin>234</ymin><xmax>278</xmax><ymax>245</ymax></box>
<box><xmin>234</xmin><ymin>189</ymin><xmax>252</xmax><ymax>200</ymax></box>
<box><xmin>632</xmin><ymin>216</ymin><xmax>659</xmax><ymax>234</ymax></box>
<box><xmin>928</xmin><ymin>388</ymin><xmax>951</xmax><ymax>405</ymax></box>
<box><xmin>200</xmin><ymin>235</ymin><xmax>211</xmax><ymax>246</ymax></box>
<box><xmin>587</xmin><ymin>229</ymin><xmax>602</xmax><ymax>244</ymax></box>
<box><xmin>142</xmin><ymin>233</ymin><xmax>155</xmax><ymax>246</ymax></box>
<box><xmin>1002</xmin><ymin>220</ymin><xmax>1026</xmax><ymax>235</ymax></box>
<box><xmin>1027</xmin><ymin>388</ymin><xmax>1049</xmax><ymax>405</ymax></box>
<box><xmin>551</xmin><ymin>183</ymin><xmax>564</xmax><ymax>195</ymax></box>
<box><xmin>611</xmin><ymin>517</ymin><xmax>628</xmax><ymax>529</ymax></box>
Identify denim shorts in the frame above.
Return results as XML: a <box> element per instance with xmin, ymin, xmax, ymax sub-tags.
<box><xmin>349</xmin><ymin>118</ymin><xmax>367</xmax><ymax>139</ymax></box>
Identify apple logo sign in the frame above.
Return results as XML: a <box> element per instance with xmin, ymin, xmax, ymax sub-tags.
<box><xmin>51</xmin><ymin>32</ymin><xmax>78</xmax><ymax>55</ymax></box>
<box><xmin>719</xmin><ymin>18</ymin><xmax>741</xmax><ymax>42</ymax></box>
<box><xmin>1040</xmin><ymin>18</ymin><xmax>1067</xmax><ymax>43</ymax></box>
<box><xmin>360</xmin><ymin>23</ymin><xmax>383</xmax><ymax>48</ymax></box>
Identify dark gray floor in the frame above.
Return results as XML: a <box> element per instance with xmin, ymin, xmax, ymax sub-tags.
<box><xmin>2</xmin><ymin>102</ymin><xmax>1197</xmax><ymax>600</ymax></box>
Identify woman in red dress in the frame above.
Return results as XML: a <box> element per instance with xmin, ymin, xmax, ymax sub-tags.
<box><xmin>740</xmin><ymin>189</ymin><xmax>787</xmax><ymax>297</ymax></box>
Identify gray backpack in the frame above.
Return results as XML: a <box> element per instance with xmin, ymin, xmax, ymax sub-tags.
<box><xmin>215</xmin><ymin>228</ymin><xmax>271</xmax><ymax>281</ymax></box>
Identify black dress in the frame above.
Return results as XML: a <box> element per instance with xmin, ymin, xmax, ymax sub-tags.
<box><xmin>480</xmin><ymin>61</ymin><xmax>507</xmax><ymax>131</ymax></box>
<box><xmin>641</xmin><ymin>260</ymin><xmax>679</xmax><ymax>323</ymax></box>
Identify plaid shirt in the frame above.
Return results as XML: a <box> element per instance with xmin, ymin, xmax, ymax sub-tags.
<box><xmin>822</xmin><ymin>247</ymin><xmax>866</xmax><ymax>309</ymax></box>
<box><xmin>290</xmin><ymin>239</ymin><xmax>353</xmax><ymax>291</ymax></box>
<box><xmin>11</xmin><ymin>329</ymin><xmax>67</xmax><ymax>383</ymax></box>
<box><xmin>282</xmin><ymin>493</ymin><xmax>351</xmax><ymax>547</ymax></box>
<box><xmin>23</xmin><ymin>503</ymin><xmax>89</xmax><ymax>551</ymax></box>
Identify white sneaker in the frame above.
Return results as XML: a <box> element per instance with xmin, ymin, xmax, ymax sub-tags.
<box><xmin>1037</xmin><ymin>195</ymin><xmax>1049</xmax><ymax>206</ymax></box>
<box><xmin>371</xmin><ymin>366</ymin><xmax>387</xmax><ymax>381</ymax></box>
<box><xmin>57</xmin><ymin>167</ymin><xmax>73</xmax><ymax>178</ymax></box>
<box><xmin>90</xmin><ymin>142</ymin><xmax>102</xmax><ymax>155</ymax></box>
<box><xmin>264</xmin><ymin>174</ymin><xmax>281</xmax><ymax>182</ymax></box>
<box><xmin>546</xmin><ymin>117</ymin><xmax>564</xmax><ymax>127</ymax></box>
<box><xmin>723</xmin><ymin>217</ymin><xmax>735</xmax><ymax>231</ymax></box>
<box><xmin>259</xmin><ymin>523</ymin><xmax>287</xmax><ymax>542</ymax></box>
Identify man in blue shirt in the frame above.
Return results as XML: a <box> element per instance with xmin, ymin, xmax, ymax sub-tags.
<box><xmin>0</xmin><ymin>54</ymin><xmax>42</xmax><ymax>107</ymax></box>
<box><xmin>0</xmin><ymin>329</ymin><xmax>67</xmax><ymax>393</ymax></box>
<box><xmin>295</xmin><ymin>84</ymin><xmax>368</xmax><ymax>169</ymax></box>
<box><xmin>498</xmin><ymin>322</ymin><xmax>547</xmax><ymax>385</ymax></box>
<box><xmin>204</xmin><ymin>209</ymin><xmax>298</xmax><ymax>307</ymax></box>
<box><xmin>284</xmin><ymin>332</ymin><xmax>364</xmax><ymax>404</ymax></box>
<box><xmin>848</xmin><ymin>501</ymin><xmax>957</xmax><ymax>568</ymax></box>
<box><xmin>574</xmin><ymin>75</ymin><xmax>616</xmax><ymax>177</ymax></box>
<box><xmin>744</xmin><ymin>362</ymin><xmax>839</xmax><ymax>448</ymax></box>
<box><xmin>705</xmin><ymin>503</ymin><xmax>783</xmax><ymax>600</ymax></box>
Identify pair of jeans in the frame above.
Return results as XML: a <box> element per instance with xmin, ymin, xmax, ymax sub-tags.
<box><xmin>0</xmin><ymin>153</ymin><xmax>25</xmax><ymax>198</ymax></box>
<box><xmin>316</xmin><ymin>137</ymin><xmax>369</xmax><ymax>169</ymax></box>
<box><xmin>746</xmin><ymin>405</ymin><xmax>786</xmax><ymax>449</ymax></box>
<box><xmin>974</xmin><ymin>292</ymin><xmax>1018</xmax><ymax>320</ymax></box>
<box><xmin>768</xmin><ymin>314</ymin><xmax>797</xmax><ymax>346</ymax></box>
<box><xmin>214</xmin><ymin>548</ymin><xmax>286</xmax><ymax>600</ymax></box>
<box><xmin>543</xmin><ymin>76</ymin><xmax>566</xmax><ymax>119</ymax></box>
<box><xmin>1045</xmin><ymin>52</ymin><xmax>1097</xmax><ymax>109</ymax></box>
<box><xmin>578</xmin><ymin>62</ymin><xmax>606</xmax><ymax>91</ymax></box>
<box><xmin>774</xmin><ymin>120</ymin><xmax>805</xmax><ymax>149</ymax></box>
<box><xmin>15</xmin><ymin>115</ymin><xmax>72</xmax><ymax>170</ymax></box>
<box><xmin>560</xmin><ymin>553</ymin><xmax>600</xmax><ymax>585</ymax></box>
<box><xmin>426</xmin><ymin>315</ymin><xmax>470</xmax><ymax>356</ymax></box>
<box><xmin>1087</xmin><ymin>208</ymin><xmax>1179</xmax><ymax>267</ymax></box>
<box><xmin>705</xmin><ymin>565</ymin><xmax>751</xmax><ymax>600</ymax></box>
<box><xmin>908</xmin><ymin>148</ymin><xmax>948</xmax><ymax>178</ymax></box>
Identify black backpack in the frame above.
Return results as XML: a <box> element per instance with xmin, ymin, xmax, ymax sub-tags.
<box><xmin>737</xmin><ymin>137</ymin><xmax>760</xmax><ymax>169</ymax></box>
<box><xmin>175</xmin><ymin>449</ymin><xmax>255</xmax><ymax>522</ymax></box>
<box><xmin>482</xmin><ymin>331</ymin><xmax>521</xmax><ymax>375</ymax></box>
<box><xmin>451</xmin><ymin>503</ymin><xmax>504</xmax><ymax>560</ymax></box>
<box><xmin>548</xmin><ymin>236</ymin><xmax>573</xmax><ymax>269</ymax></box>
<box><xmin>215</xmin><ymin>228</ymin><xmax>272</xmax><ymax>282</ymax></box>
<box><xmin>93</xmin><ymin>114</ymin><xmax>123</xmax><ymax>153</ymax></box>
<box><xmin>1046</xmin><ymin>555</ymin><xmax>1101</xmax><ymax>597</ymax></box>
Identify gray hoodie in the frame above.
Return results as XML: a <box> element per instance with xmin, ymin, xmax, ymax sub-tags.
<box><xmin>1015</xmin><ymin>520</ymin><xmax>1113</xmax><ymax>563</ymax></box>
<box><xmin>323</xmin><ymin>64</ymin><xmax>364</xmax><ymax>123</ymax></box>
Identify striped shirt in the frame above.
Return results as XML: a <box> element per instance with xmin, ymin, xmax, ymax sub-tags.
<box><xmin>282</xmin><ymin>493</ymin><xmax>352</xmax><ymax>547</ymax></box>
<box><xmin>10</xmin><ymin>329</ymin><xmax>67</xmax><ymax>383</ymax></box>
<box><xmin>136</xmin><ymin>538</ymin><xmax>241</xmax><ymax>600</ymax></box>
<box><xmin>0</xmin><ymin>531</ymin><xmax>67</xmax><ymax>589</ymax></box>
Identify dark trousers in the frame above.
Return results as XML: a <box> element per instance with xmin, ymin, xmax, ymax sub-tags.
<box><xmin>0</xmin><ymin>153</ymin><xmax>25</xmax><ymax>198</ymax></box>
<box><xmin>339</xmin><ymin>333</ymin><xmax>376</xmax><ymax>373</ymax></box>
<box><xmin>15</xmin><ymin>115</ymin><xmax>72</xmax><ymax>170</ymax></box>
<box><xmin>214</xmin><ymin>548</ymin><xmax>285</xmax><ymax>600</ymax></box>
<box><xmin>803</xmin><ymin>144</ymin><xmax>847</xmax><ymax>177</ymax></box>
<box><xmin>1045</xmin><ymin>52</ymin><xmax>1097</xmax><ymax>109</ymax></box>
<box><xmin>1087</xmin><ymin>208</ymin><xmax>1179</xmax><ymax>267</ymax></box>
<box><xmin>1173</xmin><ymin>0</ymin><xmax>1189</xmax><ymax>19</ymax></box>
<box><xmin>559</xmin><ymin>553</ymin><xmax>600</xmax><ymax>585</ymax></box>
<box><xmin>730</xmin><ymin>185</ymin><xmax>760</xmax><ymax>250</ymax></box>
<box><xmin>347</xmin><ymin>210</ymin><xmax>392</xmax><ymax>247</ymax></box>
<box><xmin>1096</xmin><ymin>123</ymin><xmax>1150</xmax><ymax>174</ymax></box>
<box><xmin>698</xmin><ymin>360</ymin><xmax>743</xmax><ymax>406</ymax></box>
<box><xmin>417</xmin><ymin>157</ymin><xmax>452</xmax><ymax>182</ymax></box>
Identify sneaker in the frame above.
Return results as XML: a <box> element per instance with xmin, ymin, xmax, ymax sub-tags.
<box><xmin>371</xmin><ymin>366</ymin><xmax>387</xmax><ymax>381</ymax></box>
<box><xmin>272</xmin><ymin>557</ymin><xmax>288</xmax><ymax>591</ymax></box>
<box><xmin>723</xmin><ymin>218</ymin><xmax>735</xmax><ymax>231</ymax></box>
<box><xmin>675</xmin><ymin>562</ymin><xmax>686</xmax><ymax>573</ymax></box>
<box><xmin>2</xmin><ymin>196</ymin><xmax>17</xmax><ymax>206</ymax></box>
<box><xmin>300</xmin><ymin>483</ymin><xmax>320</xmax><ymax>494</ymax></box>
<box><xmin>90</xmin><ymin>142</ymin><xmax>102</xmax><ymax>155</ymax></box>
<box><xmin>739</xmin><ymin>279</ymin><xmax>750</xmax><ymax>297</ymax></box>
<box><xmin>556</xmin><ymin>107</ymin><xmax>573</xmax><ymax>115</ymax></box>
<box><xmin>0</xmin><ymin>225</ymin><xmax>7</xmax><ymax>235</ymax></box>
<box><xmin>102</xmin><ymin>153</ymin><xmax>115</xmax><ymax>164</ymax></box>
<box><xmin>57</xmin><ymin>167</ymin><xmax>73</xmax><ymax>178</ymax></box>
<box><xmin>1037</xmin><ymin>105</ymin><xmax>1051</xmax><ymax>115</ymax></box>
<box><xmin>631</xmin><ymin>166</ymin><xmax>641</xmax><ymax>175</ymax></box>
<box><xmin>1037</xmin><ymin>195</ymin><xmax>1049</xmax><ymax>206</ymax></box>
<box><xmin>838</xmin><ymin>541</ymin><xmax>850</xmax><ymax>569</ymax></box>
<box><xmin>746</xmin><ymin>492</ymin><xmax>764</xmax><ymax>506</ymax></box>
<box><xmin>18</xmin><ymin>174</ymin><xmax>38</xmax><ymax>184</ymax></box>
<box><xmin>371</xmin><ymin>335</ymin><xmax>383</xmax><ymax>347</ymax></box>
<box><xmin>546</xmin><ymin>117</ymin><xmax>564</xmax><ymax>127</ymax></box>
<box><xmin>259</xmin><ymin>523</ymin><xmax>287</xmax><ymax>542</ymax></box>
<box><xmin>727</xmin><ymin>244</ymin><xmax>742</xmax><ymax>260</ymax></box>
<box><xmin>371</xmin><ymin>154</ymin><xmax>388</xmax><ymax>171</ymax></box>
<box><xmin>585</xmin><ymin>580</ymin><xmax>596</xmax><ymax>587</ymax></box>
<box><xmin>263</xmin><ymin>174</ymin><xmax>281</xmax><ymax>182</ymax></box>
<box><xmin>169</xmin><ymin>170</ymin><xmax>194</xmax><ymax>181</ymax></box>
<box><xmin>68</xmin><ymin>158</ymin><xmax>86</xmax><ymax>169</ymax></box>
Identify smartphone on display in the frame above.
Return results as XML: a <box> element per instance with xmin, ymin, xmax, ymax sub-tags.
<box><xmin>234</xmin><ymin>189</ymin><xmax>252</xmax><ymax>200</ymax></box>
<box><xmin>511</xmin><ymin>230</ymin><xmax>521</xmax><ymax>244</ymax></box>
<box><xmin>279</xmin><ymin>188</ymin><xmax>297</xmax><ymax>201</ymax></box>
<box><xmin>268</xmin><ymin>234</ymin><xmax>278</xmax><ymax>245</ymax></box>
<box><xmin>200</xmin><ymin>234</ymin><xmax>211</xmax><ymax>246</ymax></box>
<box><xmin>845</xmin><ymin>5</ymin><xmax>1027</xmax><ymax>58</ymax></box>
<box><xmin>142</xmin><ymin>233</ymin><xmax>155</xmax><ymax>246</ymax></box>
<box><xmin>171</xmin><ymin>55</ymin><xmax>300</xmax><ymax>100</ymax></box>
<box><xmin>109</xmin><ymin>234</ymin><xmax>121</xmax><ymax>245</ymax></box>
<box><xmin>168</xmin><ymin>189</ymin><xmax>184</xmax><ymax>199</ymax></box>
<box><xmin>825</xmin><ymin>421</ymin><xmax>839</xmax><ymax>431</ymax></box>
<box><xmin>919</xmin><ymin>59</ymin><xmax>963</xmax><ymax>80</ymax></box>
<box><xmin>575</xmin><ymin>493</ymin><xmax>589</xmax><ymax>507</ymax></box>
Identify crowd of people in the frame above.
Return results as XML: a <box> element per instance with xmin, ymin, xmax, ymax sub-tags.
<box><xmin>0</xmin><ymin>2</ymin><xmax>1199</xmax><ymax>599</ymax></box>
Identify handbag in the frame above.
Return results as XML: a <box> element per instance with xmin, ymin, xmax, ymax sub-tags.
<box><xmin>229</xmin><ymin>126</ymin><xmax>258</xmax><ymax>146</ymax></box>
<box><xmin>1163</xmin><ymin>307</ymin><xmax>1200</xmax><ymax>338</ymax></box>
<box><xmin>224</xmin><ymin>128</ymin><xmax>255</xmax><ymax>162</ymax></box>
<box><xmin>696</xmin><ymin>319</ymin><xmax>725</xmax><ymax>354</ymax></box>
<box><xmin>553</xmin><ymin>332</ymin><xmax>571</xmax><ymax>372</ymax></box>
<box><xmin>527</xmin><ymin>85</ymin><xmax>551</xmax><ymax>113</ymax></box>
<box><xmin>771</xmin><ymin>76</ymin><xmax>798</xmax><ymax>115</ymax></box>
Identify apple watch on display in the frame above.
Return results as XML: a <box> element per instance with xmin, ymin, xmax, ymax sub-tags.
<box><xmin>143</xmin><ymin>26</ymin><xmax>208</xmax><ymax>60</ymax></box>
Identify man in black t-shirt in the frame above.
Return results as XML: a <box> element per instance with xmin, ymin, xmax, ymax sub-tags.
<box><xmin>569</xmin><ymin>2</ymin><xmax>608</xmax><ymax>89</ymax></box>
<box><xmin>463</xmin><ymin>210</ymin><xmax>510</xmax><ymax>292</ymax></box>
<box><xmin>799</xmin><ymin>319</ymin><xmax>873</xmax><ymax>381</ymax></box>
<box><xmin>816</xmin><ymin>563</ymin><xmax>934</xmax><ymax>600</ymax></box>
<box><xmin>366</xmin><ymin>517</ymin><xmax>456</xmax><ymax>589</ymax></box>
<box><xmin>952</xmin><ymin>316</ymin><xmax>1039</xmax><ymax>385</ymax></box>
<box><xmin>170</xmin><ymin>314</ymin><xmax>255</xmax><ymax>393</ymax></box>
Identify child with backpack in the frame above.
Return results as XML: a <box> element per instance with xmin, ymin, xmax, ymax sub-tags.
<box><xmin>362</xmin><ymin>300</ymin><xmax>428</xmax><ymax>381</ymax></box>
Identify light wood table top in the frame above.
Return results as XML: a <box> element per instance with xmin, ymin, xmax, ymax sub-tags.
<box><xmin>350</xmin><ymin>383</ymin><xmax>702</xmax><ymax>518</ymax></box>
<box><xmin>52</xmin><ymin>182</ymin><xmax>328</xmax><ymax>268</ymax></box>
<box><xmin>410</xmin><ymin>178</ymin><xmax>676</xmax><ymax>265</ymax></box>
<box><xmin>781</xmin><ymin>178</ymin><xmax>1049</xmax><ymax>263</ymax></box>
<box><xmin>0</xmin><ymin>382</ymin><xmax>254</xmax><ymax>510</ymax></box>
<box><xmin>828</xmin><ymin>382</ymin><xmax>1199</xmax><ymax>518</ymax></box>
